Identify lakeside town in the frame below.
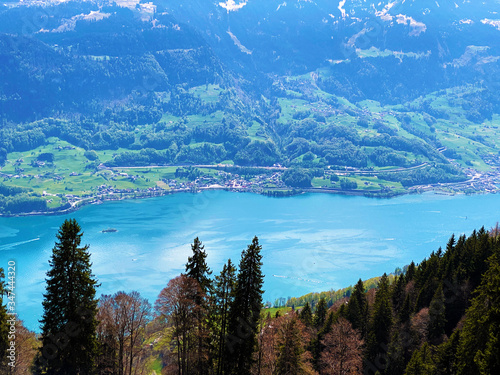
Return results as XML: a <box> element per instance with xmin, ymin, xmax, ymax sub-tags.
<box><xmin>2</xmin><ymin>160</ymin><xmax>499</xmax><ymax>217</ymax></box>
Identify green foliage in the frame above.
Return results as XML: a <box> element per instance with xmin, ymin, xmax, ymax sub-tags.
<box><xmin>299</xmin><ymin>302</ymin><xmax>313</xmax><ymax>327</ymax></box>
<box><xmin>282</xmin><ymin>168</ymin><xmax>312</xmax><ymax>188</ymax></box>
<box><xmin>340</xmin><ymin>178</ymin><xmax>358</xmax><ymax>190</ymax></box>
<box><xmin>185</xmin><ymin>237</ymin><xmax>212</xmax><ymax>374</ymax></box>
<box><xmin>83</xmin><ymin>150</ymin><xmax>99</xmax><ymax>161</ymax></box>
<box><xmin>367</xmin><ymin>273</ymin><xmax>393</xmax><ymax>365</ymax></box>
<box><xmin>313</xmin><ymin>298</ymin><xmax>327</xmax><ymax>329</ymax></box>
<box><xmin>379</xmin><ymin>164</ymin><xmax>466</xmax><ymax>188</ymax></box>
<box><xmin>347</xmin><ymin>279</ymin><xmax>368</xmax><ymax>338</ymax></box>
<box><xmin>225</xmin><ymin>237</ymin><xmax>264</xmax><ymax>374</ymax></box>
<box><xmin>214</xmin><ymin>259</ymin><xmax>237</xmax><ymax>375</ymax></box>
<box><xmin>35</xmin><ymin>219</ymin><xmax>99</xmax><ymax>375</ymax></box>
<box><xmin>234</xmin><ymin>141</ymin><xmax>280</xmax><ymax>167</ymax></box>
<box><xmin>37</xmin><ymin>153</ymin><xmax>54</xmax><ymax>163</ymax></box>
<box><xmin>0</xmin><ymin>193</ymin><xmax>47</xmax><ymax>215</ymax></box>
<box><xmin>329</xmin><ymin>173</ymin><xmax>339</xmax><ymax>182</ymax></box>
<box><xmin>455</xmin><ymin>256</ymin><xmax>500</xmax><ymax>375</ymax></box>
<box><xmin>404</xmin><ymin>343</ymin><xmax>437</xmax><ymax>375</ymax></box>
<box><xmin>0</xmin><ymin>183</ymin><xmax>27</xmax><ymax>197</ymax></box>
<box><xmin>428</xmin><ymin>285</ymin><xmax>447</xmax><ymax>345</ymax></box>
<box><xmin>0</xmin><ymin>148</ymin><xmax>7</xmax><ymax>166</ymax></box>
<box><xmin>275</xmin><ymin>314</ymin><xmax>312</xmax><ymax>375</ymax></box>
<box><xmin>185</xmin><ymin>237</ymin><xmax>212</xmax><ymax>294</ymax></box>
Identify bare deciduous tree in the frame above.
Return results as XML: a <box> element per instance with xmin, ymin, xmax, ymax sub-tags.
<box><xmin>155</xmin><ymin>275</ymin><xmax>205</xmax><ymax>375</ymax></box>
<box><xmin>320</xmin><ymin>317</ymin><xmax>363</xmax><ymax>375</ymax></box>
<box><xmin>97</xmin><ymin>291</ymin><xmax>151</xmax><ymax>375</ymax></box>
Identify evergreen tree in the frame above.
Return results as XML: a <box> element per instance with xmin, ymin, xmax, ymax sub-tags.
<box><xmin>456</xmin><ymin>256</ymin><xmax>500</xmax><ymax>375</ymax></box>
<box><xmin>275</xmin><ymin>314</ymin><xmax>313</xmax><ymax>375</ymax></box>
<box><xmin>435</xmin><ymin>329</ymin><xmax>461</xmax><ymax>375</ymax></box>
<box><xmin>224</xmin><ymin>237</ymin><xmax>264</xmax><ymax>375</ymax></box>
<box><xmin>367</xmin><ymin>273</ymin><xmax>393</xmax><ymax>371</ymax></box>
<box><xmin>186</xmin><ymin>237</ymin><xmax>212</xmax><ymax>294</ymax></box>
<box><xmin>399</xmin><ymin>294</ymin><xmax>412</xmax><ymax>324</ymax></box>
<box><xmin>185</xmin><ymin>237</ymin><xmax>212</xmax><ymax>375</ymax></box>
<box><xmin>35</xmin><ymin>219</ymin><xmax>99</xmax><ymax>375</ymax></box>
<box><xmin>347</xmin><ymin>279</ymin><xmax>368</xmax><ymax>337</ymax></box>
<box><xmin>405</xmin><ymin>262</ymin><xmax>416</xmax><ymax>284</ymax></box>
<box><xmin>391</xmin><ymin>275</ymin><xmax>406</xmax><ymax>317</ymax></box>
<box><xmin>427</xmin><ymin>284</ymin><xmax>446</xmax><ymax>345</ymax></box>
<box><xmin>299</xmin><ymin>302</ymin><xmax>313</xmax><ymax>327</ymax></box>
<box><xmin>311</xmin><ymin>310</ymin><xmax>337</xmax><ymax>371</ymax></box>
<box><xmin>214</xmin><ymin>259</ymin><xmax>236</xmax><ymax>375</ymax></box>
<box><xmin>404</xmin><ymin>343</ymin><xmax>437</xmax><ymax>375</ymax></box>
<box><xmin>313</xmin><ymin>298</ymin><xmax>327</xmax><ymax>329</ymax></box>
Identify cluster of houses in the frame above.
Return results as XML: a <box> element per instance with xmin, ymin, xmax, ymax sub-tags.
<box><xmin>161</xmin><ymin>170</ymin><xmax>286</xmax><ymax>192</ymax></box>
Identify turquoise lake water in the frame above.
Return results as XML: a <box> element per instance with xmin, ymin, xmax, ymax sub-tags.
<box><xmin>1</xmin><ymin>190</ymin><xmax>500</xmax><ymax>331</ymax></box>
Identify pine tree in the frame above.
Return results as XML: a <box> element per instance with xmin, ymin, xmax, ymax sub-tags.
<box><xmin>186</xmin><ymin>237</ymin><xmax>212</xmax><ymax>294</ymax></box>
<box><xmin>214</xmin><ymin>259</ymin><xmax>236</xmax><ymax>375</ymax></box>
<box><xmin>405</xmin><ymin>262</ymin><xmax>416</xmax><ymax>284</ymax></box>
<box><xmin>456</xmin><ymin>256</ymin><xmax>500</xmax><ymax>375</ymax></box>
<box><xmin>224</xmin><ymin>236</ymin><xmax>264</xmax><ymax>375</ymax></box>
<box><xmin>391</xmin><ymin>275</ymin><xmax>406</xmax><ymax>317</ymax></box>
<box><xmin>35</xmin><ymin>219</ymin><xmax>99</xmax><ymax>375</ymax></box>
<box><xmin>311</xmin><ymin>310</ymin><xmax>337</xmax><ymax>371</ymax></box>
<box><xmin>313</xmin><ymin>298</ymin><xmax>327</xmax><ymax>329</ymax></box>
<box><xmin>404</xmin><ymin>343</ymin><xmax>437</xmax><ymax>375</ymax></box>
<box><xmin>347</xmin><ymin>279</ymin><xmax>368</xmax><ymax>338</ymax></box>
<box><xmin>185</xmin><ymin>237</ymin><xmax>212</xmax><ymax>375</ymax></box>
<box><xmin>427</xmin><ymin>284</ymin><xmax>446</xmax><ymax>345</ymax></box>
<box><xmin>299</xmin><ymin>302</ymin><xmax>313</xmax><ymax>327</ymax></box>
<box><xmin>275</xmin><ymin>314</ymin><xmax>313</xmax><ymax>375</ymax></box>
<box><xmin>367</xmin><ymin>273</ymin><xmax>393</xmax><ymax>371</ymax></box>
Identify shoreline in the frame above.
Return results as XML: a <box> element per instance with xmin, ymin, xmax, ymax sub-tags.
<box><xmin>0</xmin><ymin>184</ymin><xmax>492</xmax><ymax>218</ymax></box>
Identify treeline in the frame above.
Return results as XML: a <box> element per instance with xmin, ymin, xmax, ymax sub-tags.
<box><xmin>379</xmin><ymin>163</ymin><xmax>467</xmax><ymax>187</ymax></box>
<box><xmin>0</xmin><ymin>183</ymin><xmax>47</xmax><ymax>215</ymax></box>
<box><xmin>2</xmin><ymin>221</ymin><xmax>500</xmax><ymax>374</ymax></box>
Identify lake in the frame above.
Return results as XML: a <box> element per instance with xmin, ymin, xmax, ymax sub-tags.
<box><xmin>1</xmin><ymin>190</ymin><xmax>500</xmax><ymax>331</ymax></box>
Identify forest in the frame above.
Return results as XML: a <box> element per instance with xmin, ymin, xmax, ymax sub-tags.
<box><xmin>1</xmin><ymin>220</ymin><xmax>500</xmax><ymax>374</ymax></box>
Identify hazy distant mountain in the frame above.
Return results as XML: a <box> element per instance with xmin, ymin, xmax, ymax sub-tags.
<box><xmin>1</xmin><ymin>0</ymin><xmax>499</xmax><ymax>115</ymax></box>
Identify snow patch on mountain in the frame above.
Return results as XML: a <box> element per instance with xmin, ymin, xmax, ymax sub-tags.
<box><xmin>46</xmin><ymin>11</ymin><xmax>111</xmax><ymax>33</ymax></box>
<box><xmin>396</xmin><ymin>14</ymin><xmax>427</xmax><ymax>36</ymax></box>
<box><xmin>219</xmin><ymin>0</ymin><xmax>248</xmax><ymax>13</ymax></box>
<box><xmin>276</xmin><ymin>2</ymin><xmax>287</xmax><ymax>11</ymax></box>
<box><xmin>449</xmin><ymin>45</ymin><xmax>499</xmax><ymax>67</ymax></box>
<box><xmin>374</xmin><ymin>1</ymin><xmax>397</xmax><ymax>22</ymax></box>
<box><xmin>338</xmin><ymin>0</ymin><xmax>347</xmax><ymax>19</ymax></box>
<box><xmin>347</xmin><ymin>28</ymin><xmax>369</xmax><ymax>47</ymax></box>
<box><xmin>481</xmin><ymin>19</ymin><xmax>500</xmax><ymax>31</ymax></box>
<box><xmin>227</xmin><ymin>31</ymin><xmax>252</xmax><ymax>54</ymax></box>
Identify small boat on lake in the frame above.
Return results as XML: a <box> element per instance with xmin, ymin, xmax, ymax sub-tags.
<box><xmin>101</xmin><ymin>228</ymin><xmax>118</xmax><ymax>233</ymax></box>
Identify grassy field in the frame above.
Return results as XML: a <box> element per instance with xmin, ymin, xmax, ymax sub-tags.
<box><xmin>189</xmin><ymin>84</ymin><xmax>223</xmax><ymax>103</ymax></box>
<box><xmin>262</xmin><ymin>306</ymin><xmax>297</xmax><ymax>318</ymax></box>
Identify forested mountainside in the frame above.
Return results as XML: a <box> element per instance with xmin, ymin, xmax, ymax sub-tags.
<box><xmin>2</xmin><ymin>221</ymin><xmax>500</xmax><ymax>374</ymax></box>
<box><xmin>1</xmin><ymin>0</ymin><xmax>500</xmax><ymax>214</ymax></box>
